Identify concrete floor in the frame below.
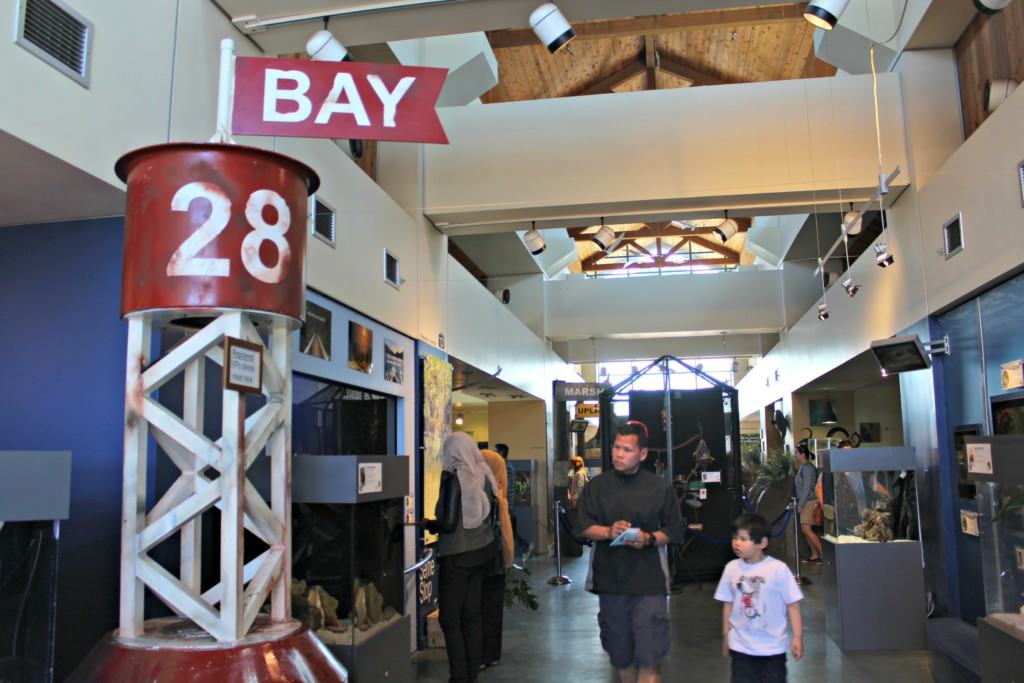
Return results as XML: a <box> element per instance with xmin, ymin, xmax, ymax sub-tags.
<box><xmin>410</xmin><ymin>550</ymin><xmax>935</xmax><ymax>682</ymax></box>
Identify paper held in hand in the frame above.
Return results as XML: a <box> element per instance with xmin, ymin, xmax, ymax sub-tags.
<box><xmin>610</xmin><ymin>528</ymin><xmax>642</xmax><ymax>547</ymax></box>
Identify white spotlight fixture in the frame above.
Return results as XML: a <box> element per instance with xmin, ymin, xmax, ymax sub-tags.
<box><xmin>524</xmin><ymin>222</ymin><xmax>547</xmax><ymax>255</ymax></box>
<box><xmin>306</xmin><ymin>29</ymin><xmax>352</xmax><ymax>62</ymax></box>
<box><xmin>803</xmin><ymin>0</ymin><xmax>850</xmax><ymax>30</ymax></box>
<box><xmin>843</xmin><ymin>203</ymin><xmax>863</xmax><ymax>237</ymax></box>
<box><xmin>874</xmin><ymin>242</ymin><xmax>895</xmax><ymax>268</ymax></box>
<box><xmin>841</xmin><ymin>276</ymin><xmax>860</xmax><ymax>298</ymax></box>
<box><xmin>530</xmin><ymin>3</ymin><xmax>576</xmax><ymax>54</ymax></box>
<box><xmin>974</xmin><ymin>0</ymin><xmax>1013</xmax><ymax>13</ymax></box>
<box><xmin>984</xmin><ymin>78</ymin><xmax>1018</xmax><ymax>113</ymax></box>
<box><xmin>591</xmin><ymin>218</ymin><xmax>616</xmax><ymax>251</ymax></box>
<box><xmin>817</xmin><ymin>303</ymin><xmax>830</xmax><ymax>321</ymax></box>
<box><xmin>713</xmin><ymin>211</ymin><xmax>739</xmax><ymax>242</ymax></box>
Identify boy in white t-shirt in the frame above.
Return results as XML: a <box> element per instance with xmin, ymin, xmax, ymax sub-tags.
<box><xmin>714</xmin><ymin>513</ymin><xmax>804</xmax><ymax>682</ymax></box>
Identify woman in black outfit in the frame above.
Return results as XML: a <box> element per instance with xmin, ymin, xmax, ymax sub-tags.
<box><xmin>420</xmin><ymin>432</ymin><xmax>499</xmax><ymax>683</ymax></box>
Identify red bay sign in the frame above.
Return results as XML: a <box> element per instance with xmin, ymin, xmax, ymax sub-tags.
<box><xmin>233</xmin><ymin>56</ymin><xmax>449</xmax><ymax>144</ymax></box>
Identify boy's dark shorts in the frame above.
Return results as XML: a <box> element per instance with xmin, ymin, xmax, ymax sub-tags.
<box><xmin>597</xmin><ymin>594</ymin><xmax>670</xmax><ymax>669</ymax></box>
<box><xmin>729</xmin><ymin>650</ymin><xmax>787</xmax><ymax>682</ymax></box>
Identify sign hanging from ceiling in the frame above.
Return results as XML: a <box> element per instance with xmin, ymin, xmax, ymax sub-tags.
<box><xmin>232</xmin><ymin>56</ymin><xmax>449</xmax><ymax>144</ymax></box>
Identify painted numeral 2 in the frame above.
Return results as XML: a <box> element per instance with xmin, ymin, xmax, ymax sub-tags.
<box><xmin>167</xmin><ymin>181</ymin><xmax>292</xmax><ymax>284</ymax></box>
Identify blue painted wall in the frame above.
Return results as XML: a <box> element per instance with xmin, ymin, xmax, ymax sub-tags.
<box><xmin>0</xmin><ymin>217</ymin><xmax>126</xmax><ymax>678</ymax></box>
<box><xmin>935</xmin><ymin>269</ymin><xmax>1024</xmax><ymax>624</ymax></box>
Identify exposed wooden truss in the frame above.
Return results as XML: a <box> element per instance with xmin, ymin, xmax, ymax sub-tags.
<box><xmin>487</xmin><ymin>4</ymin><xmax>806</xmax><ymax>49</ymax></box>
<box><xmin>573</xmin><ymin>221</ymin><xmax>745</xmax><ymax>273</ymax></box>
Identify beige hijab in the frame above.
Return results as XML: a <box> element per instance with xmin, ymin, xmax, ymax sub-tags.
<box><xmin>441</xmin><ymin>432</ymin><xmax>498</xmax><ymax>529</ymax></box>
<box><xmin>481</xmin><ymin>449</ymin><xmax>515</xmax><ymax>568</ymax></box>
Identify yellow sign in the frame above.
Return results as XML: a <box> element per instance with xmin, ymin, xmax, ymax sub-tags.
<box><xmin>575</xmin><ymin>403</ymin><xmax>600</xmax><ymax>419</ymax></box>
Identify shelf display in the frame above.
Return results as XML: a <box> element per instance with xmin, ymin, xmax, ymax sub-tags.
<box><xmin>965</xmin><ymin>435</ymin><xmax>1024</xmax><ymax>682</ymax></box>
<box><xmin>817</xmin><ymin>446</ymin><xmax>927</xmax><ymax>651</ymax></box>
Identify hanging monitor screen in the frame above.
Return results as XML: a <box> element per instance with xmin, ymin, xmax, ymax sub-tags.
<box><xmin>870</xmin><ymin>335</ymin><xmax>931</xmax><ymax>375</ymax></box>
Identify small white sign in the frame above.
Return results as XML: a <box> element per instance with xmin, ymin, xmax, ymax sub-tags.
<box><xmin>960</xmin><ymin>509</ymin><xmax>980</xmax><ymax>537</ymax></box>
<box><xmin>358</xmin><ymin>462</ymin><xmax>383</xmax><ymax>494</ymax></box>
<box><xmin>1000</xmin><ymin>360</ymin><xmax>1024</xmax><ymax>390</ymax></box>
<box><xmin>404</xmin><ymin>494</ymin><xmax>415</xmax><ymax>525</ymax></box>
<box><xmin>699</xmin><ymin>488</ymin><xmax>707</xmax><ymax>500</ymax></box>
<box><xmin>966</xmin><ymin>443</ymin><xmax>993</xmax><ymax>475</ymax></box>
<box><xmin>1016</xmin><ymin>546</ymin><xmax>1024</xmax><ymax>571</ymax></box>
<box><xmin>701</xmin><ymin>471</ymin><xmax>722</xmax><ymax>484</ymax></box>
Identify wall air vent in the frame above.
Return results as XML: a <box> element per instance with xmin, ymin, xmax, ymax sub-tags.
<box><xmin>384</xmin><ymin>250</ymin><xmax>401</xmax><ymax>289</ymax></box>
<box><xmin>15</xmin><ymin>0</ymin><xmax>92</xmax><ymax>88</ymax></box>
<box><xmin>942</xmin><ymin>213</ymin><xmax>964</xmax><ymax>259</ymax></box>
<box><xmin>311</xmin><ymin>197</ymin><xmax>336</xmax><ymax>247</ymax></box>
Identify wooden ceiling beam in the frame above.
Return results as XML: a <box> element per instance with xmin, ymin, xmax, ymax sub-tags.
<box><xmin>576</xmin><ymin>60</ymin><xmax>646</xmax><ymax>96</ymax></box>
<box><xmin>645</xmin><ymin>34</ymin><xmax>657</xmax><ymax>91</ymax></box>
<box><xmin>586</xmin><ymin>256</ymin><xmax>738</xmax><ymax>272</ymax></box>
<box><xmin>488</xmin><ymin>4</ymin><xmax>805</xmax><ymax>49</ymax></box>
<box><xmin>686</xmin><ymin>235</ymin><xmax>738</xmax><ymax>257</ymax></box>
<box><xmin>568</xmin><ymin>218</ymin><xmax>751</xmax><ymax>241</ymax></box>
<box><xmin>658</xmin><ymin>57</ymin><xmax>727</xmax><ymax>86</ymax></box>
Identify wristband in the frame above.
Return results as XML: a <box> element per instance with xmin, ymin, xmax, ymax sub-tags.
<box><xmin>647</xmin><ymin>531</ymin><xmax>656</xmax><ymax>547</ymax></box>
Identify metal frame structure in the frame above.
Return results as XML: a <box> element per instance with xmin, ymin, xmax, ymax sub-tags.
<box><xmin>119</xmin><ymin>311</ymin><xmax>293</xmax><ymax>642</ymax></box>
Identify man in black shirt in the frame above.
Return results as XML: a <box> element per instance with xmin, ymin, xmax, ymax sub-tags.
<box><xmin>577</xmin><ymin>422</ymin><xmax>684</xmax><ymax>683</ymax></box>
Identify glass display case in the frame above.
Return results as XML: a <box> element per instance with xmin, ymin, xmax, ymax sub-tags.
<box><xmin>292</xmin><ymin>455</ymin><xmax>411</xmax><ymax>683</ymax></box>
<box><xmin>817</xmin><ymin>446</ymin><xmax>927</xmax><ymax>651</ymax></box>
<box><xmin>965</xmin><ymin>434</ymin><xmax>1024</xmax><ymax>682</ymax></box>
<box><xmin>0</xmin><ymin>451</ymin><xmax>71</xmax><ymax>683</ymax></box>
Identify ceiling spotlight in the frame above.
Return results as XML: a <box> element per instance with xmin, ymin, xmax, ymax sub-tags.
<box><xmin>803</xmin><ymin>0</ymin><xmax>850</xmax><ymax>30</ymax></box>
<box><xmin>817</xmin><ymin>303</ymin><xmax>830</xmax><ymax>321</ymax></box>
<box><xmin>713</xmin><ymin>211</ymin><xmax>739</xmax><ymax>242</ymax></box>
<box><xmin>974</xmin><ymin>0</ymin><xmax>1013</xmax><ymax>13</ymax></box>
<box><xmin>843</xmin><ymin>204</ymin><xmax>862</xmax><ymax>237</ymax></box>
<box><xmin>454</xmin><ymin>413</ymin><xmax>464</xmax><ymax>426</ymax></box>
<box><xmin>530</xmin><ymin>3</ymin><xmax>576</xmax><ymax>54</ymax></box>
<box><xmin>841</xmin><ymin>277</ymin><xmax>860</xmax><ymax>298</ymax></box>
<box><xmin>874</xmin><ymin>243</ymin><xmax>895</xmax><ymax>268</ymax></box>
<box><xmin>591</xmin><ymin>219</ymin><xmax>616</xmax><ymax>251</ymax></box>
<box><xmin>524</xmin><ymin>222</ymin><xmax>546</xmax><ymax>255</ymax></box>
<box><xmin>306</xmin><ymin>29</ymin><xmax>352</xmax><ymax>62</ymax></box>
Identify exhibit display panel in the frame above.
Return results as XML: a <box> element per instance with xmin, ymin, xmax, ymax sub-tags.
<box><xmin>965</xmin><ymin>435</ymin><xmax>1024</xmax><ymax>682</ymax></box>
<box><xmin>818</xmin><ymin>446</ymin><xmax>927</xmax><ymax>651</ymax></box>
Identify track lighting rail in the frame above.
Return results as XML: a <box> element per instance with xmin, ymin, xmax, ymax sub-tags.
<box><xmin>814</xmin><ymin>166</ymin><xmax>900</xmax><ymax>276</ymax></box>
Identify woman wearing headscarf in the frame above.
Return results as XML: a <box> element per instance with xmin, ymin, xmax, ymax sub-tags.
<box><xmin>420</xmin><ymin>433</ymin><xmax>499</xmax><ymax>683</ymax></box>
<box><xmin>479</xmin><ymin>448</ymin><xmax>515</xmax><ymax>669</ymax></box>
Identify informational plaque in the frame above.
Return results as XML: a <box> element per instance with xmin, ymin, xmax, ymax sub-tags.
<box><xmin>358</xmin><ymin>462</ymin><xmax>383</xmax><ymax>494</ymax></box>
<box><xmin>224</xmin><ymin>337</ymin><xmax>263</xmax><ymax>393</ymax></box>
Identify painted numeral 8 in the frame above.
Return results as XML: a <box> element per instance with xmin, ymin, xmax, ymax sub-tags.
<box><xmin>168</xmin><ymin>182</ymin><xmax>291</xmax><ymax>284</ymax></box>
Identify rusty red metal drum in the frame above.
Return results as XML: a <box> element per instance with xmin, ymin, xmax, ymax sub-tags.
<box><xmin>115</xmin><ymin>143</ymin><xmax>319</xmax><ymax>323</ymax></box>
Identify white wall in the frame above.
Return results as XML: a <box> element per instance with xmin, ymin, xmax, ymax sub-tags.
<box><xmin>546</xmin><ymin>270</ymin><xmax>785</xmax><ymax>340</ymax></box>
<box><xmin>0</xmin><ymin>0</ymin><xmax>176</xmax><ymax>184</ymax></box>
<box><xmin>737</xmin><ymin>49</ymin><xmax>1015</xmax><ymax>418</ymax></box>
<box><xmin>425</xmin><ymin>74</ymin><xmax>908</xmax><ymax>231</ymax></box>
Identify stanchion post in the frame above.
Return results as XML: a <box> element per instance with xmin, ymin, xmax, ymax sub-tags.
<box><xmin>790</xmin><ymin>496</ymin><xmax>811</xmax><ymax>586</ymax></box>
<box><xmin>547</xmin><ymin>500</ymin><xmax>571</xmax><ymax>585</ymax></box>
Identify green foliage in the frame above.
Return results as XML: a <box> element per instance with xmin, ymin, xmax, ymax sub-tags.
<box><xmin>759</xmin><ymin>449</ymin><xmax>795</xmax><ymax>482</ymax></box>
<box><xmin>504</xmin><ymin>565</ymin><xmax>539</xmax><ymax>611</ymax></box>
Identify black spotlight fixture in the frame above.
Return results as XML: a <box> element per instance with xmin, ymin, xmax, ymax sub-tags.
<box><xmin>842</xmin><ymin>277</ymin><xmax>860</xmax><ymax>298</ymax></box>
<box><xmin>817</xmin><ymin>303</ymin><xmax>830</xmax><ymax>321</ymax></box>
<box><xmin>874</xmin><ymin>243</ymin><xmax>895</xmax><ymax>268</ymax></box>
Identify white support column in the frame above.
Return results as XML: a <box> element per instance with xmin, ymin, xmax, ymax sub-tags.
<box><xmin>119</xmin><ymin>316</ymin><xmax>152</xmax><ymax>638</ymax></box>
<box><xmin>219</xmin><ymin>312</ymin><xmax>246</xmax><ymax>641</ymax></box>
<box><xmin>181</xmin><ymin>357</ymin><xmax>205</xmax><ymax>593</ymax></box>
<box><xmin>269</xmin><ymin>318</ymin><xmax>292</xmax><ymax>622</ymax></box>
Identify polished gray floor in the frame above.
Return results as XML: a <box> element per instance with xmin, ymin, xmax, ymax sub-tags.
<box><xmin>409</xmin><ymin>550</ymin><xmax>934</xmax><ymax>682</ymax></box>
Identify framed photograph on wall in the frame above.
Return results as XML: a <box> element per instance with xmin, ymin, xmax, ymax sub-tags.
<box><xmin>300</xmin><ymin>301</ymin><xmax>332</xmax><ymax>360</ymax></box>
<box><xmin>348</xmin><ymin>321</ymin><xmax>373</xmax><ymax>374</ymax></box>
<box><xmin>859</xmin><ymin>422</ymin><xmax>881</xmax><ymax>443</ymax></box>
<box><xmin>384</xmin><ymin>340</ymin><xmax>404</xmax><ymax>384</ymax></box>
